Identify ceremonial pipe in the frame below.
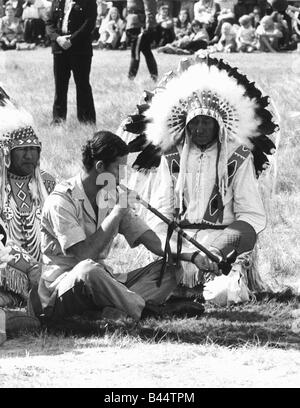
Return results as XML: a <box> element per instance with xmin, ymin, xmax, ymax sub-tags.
<box><xmin>119</xmin><ymin>184</ymin><xmax>234</xmax><ymax>275</ymax></box>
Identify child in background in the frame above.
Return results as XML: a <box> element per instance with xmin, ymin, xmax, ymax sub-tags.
<box><xmin>216</xmin><ymin>21</ymin><xmax>237</xmax><ymax>52</ymax></box>
<box><xmin>0</xmin><ymin>2</ymin><xmax>23</xmax><ymax>50</ymax></box>
<box><xmin>156</xmin><ymin>4</ymin><xmax>175</xmax><ymax>46</ymax></box>
<box><xmin>98</xmin><ymin>6</ymin><xmax>126</xmax><ymax>49</ymax></box>
<box><xmin>256</xmin><ymin>15</ymin><xmax>283</xmax><ymax>52</ymax></box>
<box><xmin>236</xmin><ymin>14</ymin><xmax>257</xmax><ymax>52</ymax></box>
<box><xmin>271</xmin><ymin>11</ymin><xmax>291</xmax><ymax>49</ymax></box>
<box><xmin>174</xmin><ymin>8</ymin><xmax>192</xmax><ymax>40</ymax></box>
<box><xmin>92</xmin><ymin>0</ymin><xmax>109</xmax><ymax>44</ymax></box>
<box><xmin>157</xmin><ymin>19</ymin><xmax>208</xmax><ymax>54</ymax></box>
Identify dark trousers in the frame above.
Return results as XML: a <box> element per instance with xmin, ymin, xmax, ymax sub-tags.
<box><xmin>24</xmin><ymin>18</ymin><xmax>45</xmax><ymax>43</ymax></box>
<box><xmin>127</xmin><ymin>28</ymin><xmax>158</xmax><ymax>80</ymax></box>
<box><xmin>0</xmin><ymin>41</ymin><xmax>16</xmax><ymax>50</ymax></box>
<box><xmin>156</xmin><ymin>25</ymin><xmax>175</xmax><ymax>46</ymax></box>
<box><xmin>53</xmin><ymin>52</ymin><xmax>96</xmax><ymax>124</ymax></box>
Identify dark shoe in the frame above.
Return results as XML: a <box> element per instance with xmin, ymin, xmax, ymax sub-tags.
<box><xmin>50</xmin><ymin>118</ymin><xmax>65</xmax><ymax>126</ymax></box>
<box><xmin>142</xmin><ymin>300</ymin><xmax>205</xmax><ymax>319</ymax></box>
<box><xmin>5</xmin><ymin>309</ymin><xmax>41</xmax><ymax>336</ymax></box>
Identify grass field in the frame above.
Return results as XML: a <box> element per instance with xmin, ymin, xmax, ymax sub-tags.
<box><xmin>0</xmin><ymin>48</ymin><xmax>300</xmax><ymax>388</ymax></box>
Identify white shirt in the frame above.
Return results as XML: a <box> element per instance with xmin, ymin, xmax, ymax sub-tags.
<box><xmin>62</xmin><ymin>0</ymin><xmax>74</xmax><ymax>34</ymax></box>
<box><xmin>144</xmin><ymin>142</ymin><xmax>266</xmax><ymax>252</ymax></box>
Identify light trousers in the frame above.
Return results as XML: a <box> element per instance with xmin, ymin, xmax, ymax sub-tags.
<box><xmin>45</xmin><ymin>259</ymin><xmax>181</xmax><ymax>321</ymax></box>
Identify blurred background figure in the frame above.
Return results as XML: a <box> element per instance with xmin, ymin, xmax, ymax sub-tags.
<box><xmin>173</xmin><ymin>8</ymin><xmax>192</xmax><ymax>40</ymax></box>
<box><xmin>9</xmin><ymin>0</ymin><xmax>25</xmax><ymax>19</ymax></box>
<box><xmin>92</xmin><ymin>0</ymin><xmax>109</xmax><ymax>44</ymax></box>
<box><xmin>236</xmin><ymin>14</ymin><xmax>257</xmax><ymax>52</ymax></box>
<box><xmin>251</xmin><ymin>5</ymin><xmax>262</xmax><ymax>28</ymax></box>
<box><xmin>126</xmin><ymin>0</ymin><xmax>158</xmax><ymax>81</ymax></box>
<box><xmin>98</xmin><ymin>6</ymin><xmax>126</xmax><ymax>49</ymax></box>
<box><xmin>216</xmin><ymin>20</ymin><xmax>237</xmax><ymax>51</ymax></box>
<box><xmin>194</xmin><ymin>0</ymin><xmax>221</xmax><ymax>39</ymax></box>
<box><xmin>22</xmin><ymin>0</ymin><xmax>50</xmax><ymax>46</ymax></box>
<box><xmin>156</xmin><ymin>4</ymin><xmax>175</xmax><ymax>46</ymax></box>
<box><xmin>256</xmin><ymin>14</ymin><xmax>282</xmax><ymax>51</ymax></box>
<box><xmin>157</xmin><ymin>18</ymin><xmax>208</xmax><ymax>54</ymax></box>
<box><xmin>0</xmin><ymin>1</ymin><xmax>23</xmax><ymax>50</ymax></box>
<box><xmin>0</xmin><ymin>0</ymin><xmax>5</xmax><ymax>18</ymax></box>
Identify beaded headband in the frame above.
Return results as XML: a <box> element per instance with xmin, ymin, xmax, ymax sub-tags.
<box><xmin>1</xmin><ymin>126</ymin><xmax>41</xmax><ymax>151</ymax></box>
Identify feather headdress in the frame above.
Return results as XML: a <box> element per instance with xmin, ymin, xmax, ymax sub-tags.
<box><xmin>0</xmin><ymin>85</ymin><xmax>47</xmax><ymax>209</ymax></box>
<box><xmin>122</xmin><ymin>55</ymin><xmax>279</xmax><ymax>177</ymax></box>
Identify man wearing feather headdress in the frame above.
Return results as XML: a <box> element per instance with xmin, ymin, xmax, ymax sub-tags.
<box><xmin>120</xmin><ymin>55</ymin><xmax>279</xmax><ymax>305</ymax></box>
<box><xmin>0</xmin><ymin>86</ymin><xmax>55</xmax><ymax>344</ymax></box>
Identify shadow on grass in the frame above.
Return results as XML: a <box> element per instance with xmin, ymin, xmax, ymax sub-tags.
<box><xmin>38</xmin><ymin>296</ymin><xmax>300</xmax><ymax>351</ymax></box>
<box><xmin>2</xmin><ymin>293</ymin><xmax>299</xmax><ymax>357</ymax></box>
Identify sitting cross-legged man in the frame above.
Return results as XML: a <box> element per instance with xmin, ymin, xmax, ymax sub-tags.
<box><xmin>118</xmin><ymin>56</ymin><xmax>278</xmax><ymax>306</ymax></box>
<box><xmin>0</xmin><ymin>86</ymin><xmax>56</xmax><ymax>345</ymax></box>
<box><xmin>37</xmin><ymin>131</ymin><xmax>217</xmax><ymax>325</ymax></box>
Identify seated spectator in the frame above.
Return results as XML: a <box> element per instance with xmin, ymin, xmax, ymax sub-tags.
<box><xmin>271</xmin><ymin>10</ymin><xmax>291</xmax><ymax>48</ymax></box>
<box><xmin>92</xmin><ymin>0</ymin><xmax>109</xmax><ymax>43</ymax></box>
<box><xmin>256</xmin><ymin>14</ymin><xmax>283</xmax><ymax>51</ymax></box>
<box><xmin>216</xmin><ymin>20</ymin><xmax>237</xmax><ymax>52</ymax></box>
<box><xmin>9</xmin><ymin>0</ymin><xmax>24</xmax><ymax>19</ymax></box>
<box><xmin>236</xmin><ymin>14</ymin><xmax>257</xmax><ymax>52</ymax></box>
<box><xmin>98</xmin><ymin>6</ymin><xmax>126</xmax><ymax>49</ymax></box>
<box><xmin>209</xmin><ymin>6</ymin><xmax>235</xmax><ymax>43</ymax></box>
<box><xmin>157</xmin><ymin>19</ymin><xmax>208</xmax><ymax>54</ymax></box>
<box><xmin>22</xmin><ymin>0</ymin><xmax>50</xmax><ymax>46</ymax></box>
<box><xmin>0</xmin><ymin>2</ymin><xmax>23</xmax><ymax>50</ymax></box>
<box><xmin>174</xmin><ymin>8</ymin><xmax>192</xmax><ymax>39</ymax></box>
<box><xmin>180</xmin><ymin>0</ymin><xmax>195</xmax><ymax>22</ymax></box>
<box><xmin>194</xmin><ymin>0</ymin><xmax>220</xmax><ymax>38</ymax></box>
<box><xmin>285</xmin><ymin>4</ymin><xmax>300</xmax><ymax>40</ymax></box>
<box><xmin>156</xmin><ymin>4</ymin><xmax>175</xmax><ymax>46</ymax></box>
<box><xmin>251</xmin><ymin>6</ymin><xmax>262</xmax><ymax>28</ymax></box>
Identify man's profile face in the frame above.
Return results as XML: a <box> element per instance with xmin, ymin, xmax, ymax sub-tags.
<box><xmin>186</xmin><ymin>115</ymin><xmax>219</xmax><ymax>148</ymax></box>
<box><xmin>9</xmin><ymin>146</ymin><xmax>40</xmax><ymax>176</ymax></box>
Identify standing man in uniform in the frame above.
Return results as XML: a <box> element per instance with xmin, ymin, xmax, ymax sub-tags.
<box><xmin>46</xmin><ymin>0</ymin><xmax>97</xmax><ymax>125</ymax></box>
<box><xmin>126</xmin><ymin>0</ymin><xmax>158</xmax><ymax>81</ymax></box>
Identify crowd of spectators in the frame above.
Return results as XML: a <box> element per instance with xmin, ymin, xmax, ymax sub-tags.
<box><xmin>1</xmin><ymin>0</ymin><xmax>300</xmax><ymax>52</ymax></box>
<box><xmin>0</xmin><ymin>0</ymin><xmax>51</xmax><ymax>50</ymax></box>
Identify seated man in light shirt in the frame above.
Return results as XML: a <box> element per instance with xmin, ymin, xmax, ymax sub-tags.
<box><xmin>37</xmin><ymin>131</ymin><xmax>217</xmax><ymax>323</ymax></box>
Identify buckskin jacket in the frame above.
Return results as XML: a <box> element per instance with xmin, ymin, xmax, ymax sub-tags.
<box><xmin>126</xmin><ymin>0</ymin><xmax>157</xmax><ymax>30</ymax></box>
<box><xmin>46</xmin><ymin>0</ymin><xmax>97</xmax><ymax>55</ymax></box>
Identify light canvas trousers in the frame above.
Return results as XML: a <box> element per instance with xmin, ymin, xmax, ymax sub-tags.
<box><xmin>45</xmin><ymin>259</ymin><xmax>181</xmax><ymax>321</ymax></box>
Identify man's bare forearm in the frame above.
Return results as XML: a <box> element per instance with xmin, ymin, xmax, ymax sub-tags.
<box><xmin>67</xmin><ymin>208</ymin><xmax>123</xmax><ymax>261</ymax></box>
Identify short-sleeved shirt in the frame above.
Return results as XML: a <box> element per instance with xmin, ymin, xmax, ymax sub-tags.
<box><xmin>39</xmin><ymin>173</ymin><xmax>150</xmax><ymax>308</ymax></box>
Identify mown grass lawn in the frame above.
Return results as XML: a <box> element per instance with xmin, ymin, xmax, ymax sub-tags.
<box><xmin>0</xmin><ymin>47</ymin><xmax>299</xmax><ymax>388</ymax></box>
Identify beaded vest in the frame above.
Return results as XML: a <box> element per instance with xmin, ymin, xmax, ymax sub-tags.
<box><xmin>1</xmin><ymin>170</ymin><xmax>55</xmax><ymax>261</ymax></box>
